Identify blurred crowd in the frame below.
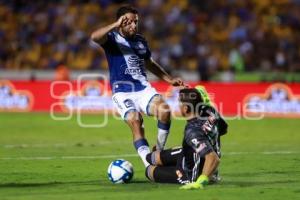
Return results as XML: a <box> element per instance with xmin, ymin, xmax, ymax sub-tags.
<box><xmin>1</xmin><ymin>0</ymin><xmax>300</xmax><ymax>80</ymax></box>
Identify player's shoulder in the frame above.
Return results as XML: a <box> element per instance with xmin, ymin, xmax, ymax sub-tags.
<box><xmin>199</xmin><ymin>105</ymin><xmax>216</xmax><ymax>115</ymax></box>
<box><xmin>134</xmin><ymin>34</ymin><xmax>147</xmax><ymax>42</ymax></box>
<box><xmin>186</xmin><ymin>117</ymin><xmax>205</xmax><ymax>128</ymax></box>
<box><xmin>184</xmin><ymin>118</ymin><xmax>206</xmax><ymax>137</ymax></box>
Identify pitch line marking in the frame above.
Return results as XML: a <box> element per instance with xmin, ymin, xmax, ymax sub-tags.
<box><xmin>0</xmin><ymin>151</ymin><xmax>299</xmax><ymax>160</ymax></box>
<box><xmin>2</xmin><ymin>141</ymin><xmax>131</xmax><ymax>149</ymax></box>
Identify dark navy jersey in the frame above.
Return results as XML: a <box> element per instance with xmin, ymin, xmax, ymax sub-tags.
<box><xmin>198</xmin><ymin>105</ymin><xmax>228</xmax><ymax>136</ymax></box>
<box><xmin>145</xmin><ymin>105</ymin><xmax>228</xmax><ymax>184</ymax></box>
<box><xmin>178</xmin><ymin>117</ymin><xmax>215</xmax><ymax>182</ymax></box>
<box><xmin>176</xmin><ymin>105</ymin><xmax>228</xmax><ymax>182</ymax></box>
<box><xmin>94</xmin><ymin>31</ymin><xmax>152</xmax><ymax>93</ymax></box>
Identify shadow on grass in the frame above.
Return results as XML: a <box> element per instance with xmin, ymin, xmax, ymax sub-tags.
<box><xmin>0</xmin><ymin>180</ymin><xmax>100</xmax><ymax>188</ymax></box>
<box><xmin>0</xmin><ymin>179</ymin><xmax>150</xmax><ymax>189</ymax></box>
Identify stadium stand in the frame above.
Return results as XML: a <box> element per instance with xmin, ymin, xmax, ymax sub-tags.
<box><xmin>0</xmin><ymin>0</ymin><xmax>300</xmax><ymax>81</ymax></box>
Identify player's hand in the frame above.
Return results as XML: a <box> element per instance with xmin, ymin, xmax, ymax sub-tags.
<box><xmin>115</xmin><ymin>15</ymin><xmax>129</xmax><ymax>28</ymax></box>
<box><xmin>169</xmin><ymin>77</ymin><xmax>187</xmax><ymax>87</ymax></box>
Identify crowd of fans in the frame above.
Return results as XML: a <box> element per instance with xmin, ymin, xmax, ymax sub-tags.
<box><xmin>1</xmin><ymin>0</ymin><xmax>300</xmax><ymax>80</ymax></box>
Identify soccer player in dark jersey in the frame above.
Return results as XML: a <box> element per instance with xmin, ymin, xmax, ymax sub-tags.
<box><xmin>145</xmin><ymin>88</ymin><xmax>228</xmax><ymax>189</ymax></box>
<box><xmin>90</xmin><ymin>6</ymin><xmax>185</xmax><ymax>167</ymax></box>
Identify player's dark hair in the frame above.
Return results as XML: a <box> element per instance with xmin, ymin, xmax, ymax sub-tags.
<box><xmin>179</xmin><ymin>88</ymin><xmax>203</xmax><ymax>113</ymax></box>
<box><xmin>116</xmin><ymin>5</ymin><xmax>138</xmax><ymax>19</ymax></box>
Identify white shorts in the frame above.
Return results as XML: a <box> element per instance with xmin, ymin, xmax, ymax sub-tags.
<box><xmin>112</xmin><ymin>86</ymin><xmax>161</xmax><ymax>119</ymax></box>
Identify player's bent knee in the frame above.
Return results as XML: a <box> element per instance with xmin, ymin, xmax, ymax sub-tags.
<box><xmin>145</xmin><ymin>165</ymin><xmax>156</xmax><ymax>182</ymax></box>
<box><xmin>125</xmin><ymin>111</ymin><xmax>141</xmax><ymax>122</ymax></box>
<box><xmin>157</xmin><ymin>106</ymin><xmax>171</xmax><ymax>122</ymax></box>
<box><xmin>146</xmin><ymin>151</ymin><xmax>162</xmax><ymax>166</ymax></box>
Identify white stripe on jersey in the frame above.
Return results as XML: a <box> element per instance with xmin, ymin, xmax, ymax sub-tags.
<box><xmin>113</xmin><ymin>32</ymin><xmax>150</xmax><ymax>88</ymax></box>
<box><xmin>192</xmin><ymin>153</ymin><xmax>201</xmax><ymax>182</ymax></box>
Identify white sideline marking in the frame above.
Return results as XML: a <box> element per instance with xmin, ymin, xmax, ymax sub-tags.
<box><xmin>2</xmin><ymin>141</ymin><xmax>131</xmax><ymax>149</ymax></box>
<box><xmin>0</xmin><ymin>151</ymin><xmax>299</xmax><ymax>161</ymax></box>
<box><xmin>0</xmin><ymin>154</ymin><xmax>138</xmax><ymax>160</ymax></box>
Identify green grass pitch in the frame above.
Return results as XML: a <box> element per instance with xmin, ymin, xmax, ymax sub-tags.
<box><xmin>0</xmin><ymin>113</ymin><xmax>300</xmax><ymax>200</ymax></box>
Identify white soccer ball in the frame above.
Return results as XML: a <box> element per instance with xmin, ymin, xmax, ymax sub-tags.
<box><xmin>107</xmin><ymin>159</ymin><xmax>134</xmax><ymax>184</ymax></box>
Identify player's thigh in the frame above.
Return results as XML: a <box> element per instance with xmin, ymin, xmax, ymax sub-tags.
<box><xmin>160</xmin><ymin>147</ymin><xmax>182</xmax><ymax>166</ymax></box>
<box><xmin>112</xmin><ymin>92</ymin><xmax>139</xmax><ymax>119</ymax></box>
<box><xmin>138</xmin><ymin>87</ymin><xmax>169</xmax><ymax>117</ymax></box>
<box><xmin>138</xmin><ymin>87</ymin><xmax>162</xmax><ymax>116</ymax></box>
<box><xmin>146</xmin><ymin>147</ymin><xmax>182</xmax><ymax>166</ymax></box>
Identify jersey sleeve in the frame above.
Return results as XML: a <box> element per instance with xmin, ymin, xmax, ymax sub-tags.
<box><xmin>144</xmin><ymin>39</ymin><xmax>152</xmax><ymax>59</ymax></box>
<box><xmin>200</xmin><ymin>105</ymin><xmax>228</xmax><ymax>136</ymax></box>
<box><xmin>136</xmin><ymin>34</ymin><xmax>152</xmax><ymax>59</ymax></box>
<box><xmin>90</xmin><ymin>31</ymin><xmax>115</xmax><ymax>51</ymax></box>
<box><xmin>100</xmin><ymin>32</ymin><xmax>115</xmax><ymax>50</ymax></box>
<box><xmin>185</xmin><ymin>128</ymin><xmax>214</xmax><ymax>157</ymax></box>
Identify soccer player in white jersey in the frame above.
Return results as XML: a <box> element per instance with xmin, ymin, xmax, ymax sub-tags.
<box><xmin>91</xmin><ymin>6</ymin><xmax>185</xmax><ymax>167</ymax></box>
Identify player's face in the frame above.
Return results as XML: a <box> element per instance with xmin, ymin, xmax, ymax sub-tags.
<box><xmin>121</xmin><ymin>13</ymin><xmax>138</xmax><ymax>37</ymax></box>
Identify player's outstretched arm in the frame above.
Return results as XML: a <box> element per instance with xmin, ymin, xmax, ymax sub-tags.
<box><xmin>91</xmin><ymin>15</ymin><xmax>127</xmax><ymax>44</ymax></box>
<box><xmin>180</xmin><ymin>151</ymin><xmax>220</xmax><ymax>190</ymax></box>
<box><xmin>145</xmin><ymin>58</ymin><xmax>186</xmax><ymax>87</ymax></box>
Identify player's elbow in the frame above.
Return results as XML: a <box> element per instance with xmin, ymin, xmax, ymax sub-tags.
<box><xmin>91</xmin><ymin>32</ymin><xmax>107</xmax><ymax>45</ymax></box>
<box><xmin>90</xmin><ymin>32</ymin><xmax>99</xmax><ymax>42</ymax></box>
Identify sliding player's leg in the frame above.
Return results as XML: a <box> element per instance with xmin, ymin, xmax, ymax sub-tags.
<box><xmin>145</xmin><ymin>165</ymin><xmax>188</xmax><ymax>184</ymax></box>
<box><xmin>146</xmin><ymin>147</ymin><xmax>182</xmax><ymax>166</ymax></box>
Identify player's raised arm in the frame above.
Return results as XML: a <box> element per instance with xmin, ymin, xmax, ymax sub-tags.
<box><xmin>91</xmin><ymin>15</ymin><xmax>127</xmax><ymax>45</ymax></box>
<box><xmin>145</xmin><ymin>58</ymin><xmax>186</xmax><ymax>87</ymax></box>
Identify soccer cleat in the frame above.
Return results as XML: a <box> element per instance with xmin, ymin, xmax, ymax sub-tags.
<box><xmin>195</xmin><ymin>85</ymin><xmax>212</xmax><ymax>106</ymax></box>
<box><xmin>209</xmin><ymin>170</ymin><xmax>221</xmax><ymax>184</ymax></box>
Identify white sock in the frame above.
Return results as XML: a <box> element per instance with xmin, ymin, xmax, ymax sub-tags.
<box><xmin>156</xmin><ymin>129</ymin><xmax>169</xmax><ymax>151</ymax></box>
<box><xmin>134</xmin><ymin>139</ymin><xmax>150</xmax><ymax>167</ymax></box>
<box><xmin>156</xmin><ymin>121</ymin><xmax>171</xmax><ymax>151</ymax></box>
<box><xmin>137</xmin><ymin>145</ymin><xmax>150</xmax><ymax>167</ymax></box>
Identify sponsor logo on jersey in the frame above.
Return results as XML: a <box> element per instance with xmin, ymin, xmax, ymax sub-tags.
<box><xmin>0</xmin><ymin>80</ymin><xmax>33</xmax><ymax>112</ymax></box>
<box><xmin>124</xmin><ymin>56</ymin><xmax>144</xmax><ymax>76</ymax></box>
<box><xmin>128</xmin><ymin>55</ymin><xmax>144</xmax><ymax>67</ymax></box>
<box><xmin>124</xmin><ymin>67</ymin><xmax>143</xmax><ymax>76</ymax></box>
<box><xmin>135</xmin><ymin>42</ymin><xmax>146</xmax><ymax>54</ymax></box>
<box><xmin>244</xmin><ymin>83</ymin><xmax>300</xmax><ymax>117</ymax></box>
<box><xmin>123</xmin><ymin>99</ymin><xmax>135</xmax><ymax>108</ymax></box>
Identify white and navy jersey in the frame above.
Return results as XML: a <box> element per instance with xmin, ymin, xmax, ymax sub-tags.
<box><xmin>99</xmin><ymin>31</ymin><xmax>152</xmax><ymax>93</ymax></box>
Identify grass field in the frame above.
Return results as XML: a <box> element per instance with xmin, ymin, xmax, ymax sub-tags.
<box><xmin>0</xmin><ymin>113</ymin><xmax>300</xmax><ymax>200</ymax></box>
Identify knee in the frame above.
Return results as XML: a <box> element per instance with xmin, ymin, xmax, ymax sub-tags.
<box><xmin>157</xmin><ymin>103</ymin><xmax>171</xmax><ymax>121</ymax></box>
<box><xmin>145</xmin><ymin>165</ymin><xmax>156</xmax><ymax>182</ymax></box>
<box><xmin>126</xmin><ymin>112</ymin><xmax>142</xmax><ymax>126</ymax></box>
<box><xmin>146</xmin><ymin>151</ymin><xmax>162</xmax><ymax>166</ymax></box>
